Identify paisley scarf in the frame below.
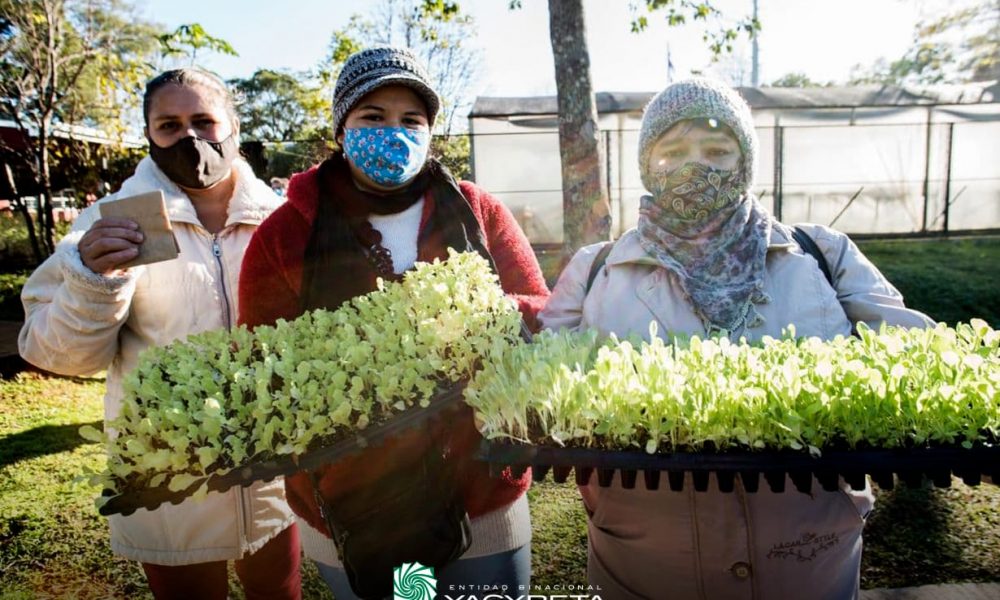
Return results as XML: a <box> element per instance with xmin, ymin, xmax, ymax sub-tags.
<box><xmin>637</xmin><ymin>161</ymin><xmax>773</xmax><ymax>337</ymax></box>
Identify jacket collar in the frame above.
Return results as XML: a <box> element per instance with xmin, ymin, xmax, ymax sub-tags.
<box><xmin>606</xmin><ymin>222</ymin><xmax>797</xmax><ymax>267</ymax></box>
<box><xmin>117</xmin><ymin>156</ymin><xmax>282</xmax><ymax>229</ymax></box>
<box><xmin>284</xmin><ymin>164</ymin><xmax>322</xmax><ymax>224</ymax></box>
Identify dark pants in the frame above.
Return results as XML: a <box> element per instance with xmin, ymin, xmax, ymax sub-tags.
<box><xmin>141</xmin><ymin>523</ymin><xmax>301</xmax><ymax>600</ymax></box>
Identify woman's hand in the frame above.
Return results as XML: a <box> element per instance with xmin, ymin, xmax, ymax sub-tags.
<box><xmin>78</xmin><ymin>218</ymin><xmax>144</xmax><ymax>275</ymax></box>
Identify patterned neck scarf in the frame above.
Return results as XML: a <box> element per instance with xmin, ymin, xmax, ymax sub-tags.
<box><xmin>637</xmin><ymin>161</ymin><xmax>773</xmax><ymax>337</ymax></box>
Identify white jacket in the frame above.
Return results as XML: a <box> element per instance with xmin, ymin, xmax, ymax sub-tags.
<box><xmin>19</xmin><ymin>157</ymin><xmax>295</xmax><ymax>565</ymax></box>
<box><xmin>540</xmin><ymin>223</ymin><xmax>934</xmax><ymax>600</ymax></box>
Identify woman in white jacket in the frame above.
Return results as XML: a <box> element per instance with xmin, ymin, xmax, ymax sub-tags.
<box><xmin>540</xmin><ymin>78</ymin><xmax>934</xmax><ymax>600</ymax></box>
<box><xmin>18</xmin><ymin>68</ymin><xmax>298</xmax><ymax>600</ymax></box>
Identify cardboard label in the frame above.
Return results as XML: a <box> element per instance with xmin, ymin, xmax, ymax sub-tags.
<box><xmin>98</xmin><ymin>190</ymin><xmax>180</xmax><ymax>268</ymax></box>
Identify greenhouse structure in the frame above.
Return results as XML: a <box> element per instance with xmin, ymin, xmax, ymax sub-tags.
<box><xmin>468</xmin><ymin>82</ymin><xmax>1000</xmax><ymax>245</ymax></box>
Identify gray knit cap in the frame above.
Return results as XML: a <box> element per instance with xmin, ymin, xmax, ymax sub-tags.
<box><xmin>332</xmin><ymin>46</ymin><xmax>441</xmax><ymax>136</ymax></box>
<box><xmin>638</xmin><ymin>77</ymin><xmax>758</xmax><ymax>193</ymax></box>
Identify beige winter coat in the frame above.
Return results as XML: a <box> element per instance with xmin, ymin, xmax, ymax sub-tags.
<box><xmin>539</xmin><ymin>223</ymin><xmax>934</xmax><ymax>600</ymax></box>
<box><xmin>19</xmin><ymin>157</ymin><xmax>295</xmax><ymax>565</ymax></box>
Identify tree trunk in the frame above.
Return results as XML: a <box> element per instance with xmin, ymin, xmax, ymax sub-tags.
<box><xmin>4</xmin><ymin>163</ymin><xmax>43</xmax><ymax>265</ymax></box>
<box><xmin>37</xmin><ymin>127</ymin><xmax>56</xmax><ymax>256</ymax></box>
<box><xmin>548</xmin><ymin>0</ymin><xmax>611</xmax><ymax>259</ymax></box>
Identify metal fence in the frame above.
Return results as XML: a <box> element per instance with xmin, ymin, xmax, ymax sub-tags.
<box><xmin>469</xmin><ymin>119</ymin><xmax>1000</xmax><ymax>244</ymax></box>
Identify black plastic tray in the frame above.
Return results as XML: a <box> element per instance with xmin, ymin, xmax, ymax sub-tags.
<box><xmin>479</xmin><ymin>440</ymin><xmax>1000</xmax><ymax>493</ymax></box>
<box><xmin>99</xmin><ymin>381</ymin><xmax>467</xmax><ymax>516</ymax></box>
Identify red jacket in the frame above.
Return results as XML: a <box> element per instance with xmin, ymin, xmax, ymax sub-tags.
<box><xmin>238</xmin><ymin>165</ymin><xmax>549</xmax><ymax>535</ymax></box>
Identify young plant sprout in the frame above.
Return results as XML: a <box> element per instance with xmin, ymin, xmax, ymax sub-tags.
<box><xmin>465</xmin><ymin>320</ymin><xmax>1000</xmax><ymax>455</ymax></box>
<box><xmin>83</xmin><ymin>251</ymin><xmax>522</xmax><ymax>506</ymax></box>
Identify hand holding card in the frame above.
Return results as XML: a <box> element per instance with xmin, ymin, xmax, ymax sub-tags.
<box><xmin>98</xmin><ymin>191</ymin><xmax>180</xmax><ymax>269</ymax></box>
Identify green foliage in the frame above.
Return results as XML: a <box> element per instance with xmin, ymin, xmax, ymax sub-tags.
<box><xmin>0</xmin><ymin>0</ymin><xmax>161</xmax><ymax>129</ymax></box>
<box><xmin>850</xmin><ymin>1</ymin><xmax>999</xmax><ymax>85</ymax></box>
<box><xmin>630</xmin><ymin>0</ymin><xmax>759</xmax><ymax>57</ymax></box>
<box><xmin>770</xmin><ymin>72</ymin><xmax>826</xmax><ymax>88</ymax></box>
<box><xmin>0</xmin><ymin>374</ymin><xmax>335</xmax><ymax>599</ymax></box>
<box><xmin>916</xmin><ymin>2</ymin><xmax>999</xmax><ymax>82</ymax></box>
<box><xmin>318</xmin><ymin>0</ymin><xmax>481</xmax><ymax>135</ymax></box>
<box><xmin>467</xmin><ymin>322</ymin><xmax>1000</xmax><ymax>454</ymax></box>
<box><xmin>263</xmin><ymin>140</ymin><xmax>334</xmax><ymax>179</ymax></box>
<box><xmin>1</xmin><ymin>345</ymin><xmax>998</xmax><ymax>595</ymax></box>
<box><xmin>158</xmin><ymin>23</ymin><xmax>238</xmax><ymax>64</ymax></box>
<box><xmin>420</xmin><ymin>0</ymin><xmax>461</xmax><ymax>20</ymax></box>
<box><xmin>431</xmin><ymin>134</ymin><xmax>471</xmax><ymax>180</ymax></box>
<box><xmin>50</xmin><ymin>142</ymin><xmax>144</xmax><ymax>200</ymax></box>
<box><xmin>0</xmin><ymin>0</ymin><xmax>162</xmax><ymax>256</ymax></box>
<box><xmin>230</xmin><ymin>69</ymin><xmax>331</xmax><ymax>143</ymax></box>
<box><xmin>89</xmin><ymin>252</ymin><xmax>521</xmax><ymax>503</ymax></box>
<box><xmin>0</xmin><ymin>270</ymin><xmax>29</xmax><ymax>320</ymax></box>
<box><xmin>849</xmin><ymin>44</ymin><xmax>954</xmax><ymax>86</ymax></box>
<box><xmin>0</xmin><ymin>216</ymin><xmax>70</xmax><ymax>271</ymax></box>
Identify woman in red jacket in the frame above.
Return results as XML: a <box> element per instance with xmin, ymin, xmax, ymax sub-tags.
<box><xmin>238</xmin><ymin>46</ymin><xmax>548</xmax><ymax>598</ymax></box>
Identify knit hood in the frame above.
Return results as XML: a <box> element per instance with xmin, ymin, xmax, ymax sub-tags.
<box><xmin>638</xmin><ymin>77</ymin><xmax>758</xmax><ymax>193</ymax></box>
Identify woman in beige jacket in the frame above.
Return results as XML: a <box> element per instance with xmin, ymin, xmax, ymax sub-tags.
<box><xmin>18</xmin><ymin>68</ymin><xmax>297</xmax><ymax>600</ymax></box>
<box><xmin>539</xmin><ymin>78</ymin><xmax>933</xmax><ymax>600</ymax></box>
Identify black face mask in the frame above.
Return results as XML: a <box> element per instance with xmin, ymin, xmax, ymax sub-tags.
<box><xmin>148</xmin><ymin>134</ymin><xmax>239</xmax><ymax>189</ymax></box>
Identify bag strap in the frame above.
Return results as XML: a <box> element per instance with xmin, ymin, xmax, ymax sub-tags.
<box><xmin>587</xmin><ymin>229</ymin><xmax>833</xmax><ymax>293</ymax></box>
<box><xmin>791</xmin><ymin>225</ymin><xmax>834</xmax><ymax>288</ymax></box>
<box><xmin>585</xmin><ymin>241</ymin><xmax>615</xmax><ymax>294</ymax></box>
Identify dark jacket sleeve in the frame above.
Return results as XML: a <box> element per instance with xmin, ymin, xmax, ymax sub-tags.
<box><xmin>460</xmin><ymin>181</ymin><xmax>550</xmax><ymax>331</ymax></box>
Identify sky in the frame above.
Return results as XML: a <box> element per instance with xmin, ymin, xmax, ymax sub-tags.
<box><xmin>136</xmin><ymin>0</ymin><xmax>957</xmax><ymax>98</ymax></box>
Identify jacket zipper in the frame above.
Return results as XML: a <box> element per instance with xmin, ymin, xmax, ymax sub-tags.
<box><xmin>211</xmin><ymin>234</ymin><xmax>233</xmax><ymax>331</ymax></box>
<box><xmin>211</xmin><ymin>232</ymin><xmax>249</xmax><ymax>553</ymax></box>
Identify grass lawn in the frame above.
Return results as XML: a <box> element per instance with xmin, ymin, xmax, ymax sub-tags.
<box><xmin>2</xmin><ymin>373</ymin><xmax>999</xmax><ymax>599</ymax></box>
<box><xmin>856</xmin><ymin>236</ymin><xmax>1000</xmax><ymax>328</ymax></box>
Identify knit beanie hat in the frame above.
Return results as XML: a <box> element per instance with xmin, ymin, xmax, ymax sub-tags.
<box><xmin>638</xmin><ymin>77</ymin><xmax>758</xmax><ymax>193</ymax></box>
<box><xmin>332</xmin><ymin>46</ymin><xmax>441</xmax><ymax>136</ymax></box>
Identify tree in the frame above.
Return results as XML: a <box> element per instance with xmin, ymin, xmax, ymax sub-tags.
<box><xmin>629</xmin><ymin>1</ymin><xmax>759</xmax><ymax>57</ymax></box>
<box><xmin>0</xmin><ymin>0</ymin><xmax>159</xmax><ymax>256</ymax></box>
<box><xmin>848</xmin><ymin>45</ymin><xmax>955</xmax><ymax>86</ymax></box>
<box><xmin>229</xmin><ymin>69</ymin><xmax>335</xmax><ymax>179</ymax></box>
<box><xmin>230</xmin><ymin>69</ymin><xmax>329</xmax><ymax>142</ymax></box>
<box><xmin>320</xmin><ymin>0</ymin><xmax>482</xmax><ymax>136</ymax></box>
<box><xmin>519</xmin><ymin>0</ymin><xmax>759</xmax><ymax>255</ymax></box>
<box><xmin>770</xmin><ymin>72</ymin><xmax>825</xmax><ymax>88</ymax></box>
<box><xmin>547</xmin><ymin>0</ymin><xmax>610</xmax><ymax>256</ymax></box>
<box><xmin>850</xmin><ymin>0</ymin><xmax>999</xmax><ymax>85</ymax></box>
<box><xmin>158</xmin><ymin>23</ymin><xmax>238</xmax><ymax>66</ymax></box>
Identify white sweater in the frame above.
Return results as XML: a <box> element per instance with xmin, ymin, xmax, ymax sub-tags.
<box><xmin>368</xmin><ymin>197</ymin><xmax>424</xmax><ymax>273</ymax></box>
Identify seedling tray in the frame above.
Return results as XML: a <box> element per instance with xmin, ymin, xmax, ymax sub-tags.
<box><xmin>99</xmin><ymin>382</ymin><xmax>467</xmax><ymax>516</ymax></box>
<box><xmin>480</xmin><ymin>440</ymin><xmax>1000</xmax><ymax>494</ymax></box>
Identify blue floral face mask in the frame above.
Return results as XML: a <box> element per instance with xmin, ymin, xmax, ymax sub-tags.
<box><xmin>343</xmin><ymin>127</ymin><xmax>430</xmax><ymax>188</ymax></box>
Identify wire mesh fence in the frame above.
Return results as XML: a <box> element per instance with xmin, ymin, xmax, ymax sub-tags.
<box><xmin>468</xmin><ymin>118</ymin><xmax>1000</xmax><ymax>244</ymax></box>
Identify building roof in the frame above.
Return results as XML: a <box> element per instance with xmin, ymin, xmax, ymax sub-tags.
<box><xmin>0</xmin><ymin>119</ymin><xmax>145</xmax><ymax>148</ymax></box>
<box><xmin>470</xmin><ymin>82</ymin><xmax>1000</xmax><ymax>118</ymax></box>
